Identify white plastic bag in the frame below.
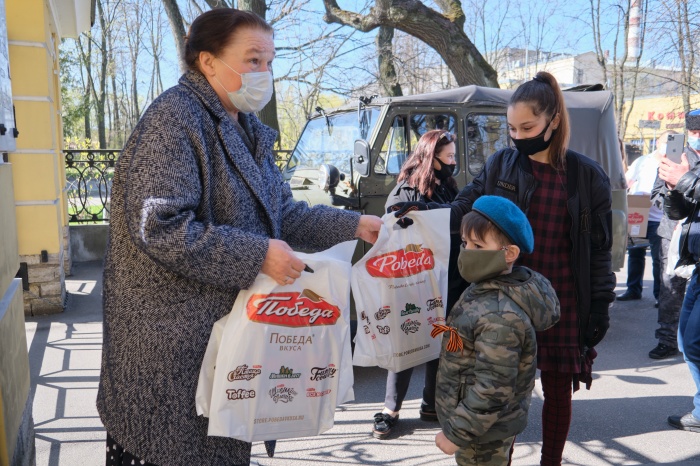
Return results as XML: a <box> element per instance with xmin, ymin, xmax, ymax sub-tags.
<box><xmin>666</xmin><ymin>218</ymin><xmax>694</xmax><ymax>278</ymax></box>
<box><xmin>198</xmin><ymin>241</ymin><xmax>356</xmax><ymax>442</ymax></box>
<box><xmin>196</xmin><ymin>313</ymin><xmax>229</xmax><ymax>418</ymax></box>
<box><xmin>351</xmin><ymin>209</ymin><xmax>450</xmax><ymax>373</ymax></box>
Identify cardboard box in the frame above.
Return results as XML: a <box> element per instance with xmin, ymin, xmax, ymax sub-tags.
<box><xmin>627</xmin><ymin>194</ymin><xmax>652</xmax><ymax>237</ymax></box>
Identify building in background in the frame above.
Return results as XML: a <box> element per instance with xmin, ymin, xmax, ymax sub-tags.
<box><xmin>6</xmin><ymin>0</ymin><xmax>93</xmax><ymax>315</ymax></box>
<box><xmin>496</xmin><ymin>49</ymin><xmax>604</xmax><ymax>89</ymax></box>
<box><xmin>494</xmin><ymin>47</ymin><xmax>698</xmax><ymax>155</ymax></box>
<box><xmin>0</xmin><ymin>0</ymin><xmax>93</xmax><ymax>464</ymax></box>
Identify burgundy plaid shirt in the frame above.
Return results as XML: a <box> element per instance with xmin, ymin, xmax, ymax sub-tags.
<box><xmin>518</xmin><ymin>159</ymin><xmax>580</xmax><ymax>374</ymax></box>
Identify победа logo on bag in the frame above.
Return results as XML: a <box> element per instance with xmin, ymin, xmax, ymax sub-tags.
<box><xmin>247</xmin><ymin>289</ymin><xmax>340</xmax><ymax>327</ymax></box>
<box><xmin>269</xmin><ymin>366</ymin><xmax>301</xmax><ymax>379</ymax></box>
<box><xmin>269</xmin><ymin>384</ymin><xmax>298</xmax><ymax>403</ymax></box>
<box><xmin>228</xmin><ymin>364</ymin><xmax>262</xmax><ymax>382</ymax></box>
<box><xmin>365</xmin><ymin>244</ymin><xmax>434</xmax><ymax>278</ymax></box>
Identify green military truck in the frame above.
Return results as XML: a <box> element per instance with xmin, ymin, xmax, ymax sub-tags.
<box><xmin>282</xmin><ymin>85</ymin><xmax>627</xmax><ymax>272</ymax></box>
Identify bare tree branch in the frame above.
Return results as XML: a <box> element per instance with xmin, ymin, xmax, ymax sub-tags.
<box><xmin>321</xmin><ymin>0</ymin><xmax>498</xmax><ymax>87</ymax></box>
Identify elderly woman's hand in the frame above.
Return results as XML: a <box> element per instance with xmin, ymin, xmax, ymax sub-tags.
<box><xmin>355</xmin><ymin>215</ymin><xmax>382</xmax><ymax>244</ymax></box>
<box><xmin>261</xmin><ymin>239</ymin><xmax>306</xmax><ymax>285</ymax></box>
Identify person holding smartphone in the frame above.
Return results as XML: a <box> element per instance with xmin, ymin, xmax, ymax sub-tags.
<box><xmin>617</xmin><ymin>131</ymin><xmax>678</xmax><ymax>308</ymax></box>
<box><xmin>649</xmin><ymin>125</ymin><xmax>700</xmax><ymax>361</ymax></box>
<box><xmin>657</xmin><ymin>108</ymin><xmax>700</xmax><ymax>433</ymax></box>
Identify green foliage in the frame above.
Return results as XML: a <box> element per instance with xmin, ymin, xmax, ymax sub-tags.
<box><xmin>277</xmin><ymin>85</ymin><xmax>350</xmax><ymax>151</ymax></box>
<box><xmin>60</xmin><ymin>39</ymin><xmax>90</xmax><ymax>139</ymax></box>
<box><xmin>64</xmin><ymin>136</ymin><xmax>99</xmax><ymax>150</ymax></box>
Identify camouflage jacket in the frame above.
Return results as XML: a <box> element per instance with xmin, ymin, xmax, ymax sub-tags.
<box><xmin>435</xmin><ymin>266</ymin><xmax>560</xmax><ymax>446</ymax></box>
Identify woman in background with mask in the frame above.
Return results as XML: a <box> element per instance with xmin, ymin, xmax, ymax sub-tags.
<box><xmin>373</xmin><ymin>130</ymin><xmax>468</xmax><ymax>439</ymax></box>
<box><xmin>391</xmin><ymin>72</ymin><xmax>615</xmax><ymax>465</ymax></box>
<box><xmin>97</xmin><ymin>9</ymin><xmax>381</xmax><ymax>466</ymax></box>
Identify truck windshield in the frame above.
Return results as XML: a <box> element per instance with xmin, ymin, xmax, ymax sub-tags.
<box><xmin>288</xmin><ymin>108</ymin><xmax>380</xmax><ymax>174</ymax></box>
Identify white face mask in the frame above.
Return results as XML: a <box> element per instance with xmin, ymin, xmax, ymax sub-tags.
<box><xmin>214</xmin><ymin>58</ymin><xmax>273</xmax><ymax>113</ymax></box>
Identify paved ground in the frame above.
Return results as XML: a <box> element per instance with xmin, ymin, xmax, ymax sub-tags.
<box><xmin>25</xmin><ymin>257</ymin><xmax>700</xmax><ymax>466</ymax></box>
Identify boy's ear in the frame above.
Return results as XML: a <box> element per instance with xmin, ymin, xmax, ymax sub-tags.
<box><xmin>505</xmin><ymin>245</ymin><xmax>520</xmax><ymax>264</ymax></box>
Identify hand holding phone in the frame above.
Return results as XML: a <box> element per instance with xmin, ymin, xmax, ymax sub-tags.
<box><xmin>665</xmin><ymin>133</ymin><xmax>685</xmax><ymax>164</ymax></box>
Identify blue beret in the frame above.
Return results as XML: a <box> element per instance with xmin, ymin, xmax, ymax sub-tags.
<box><xmin>472</xmin><ymin>196</ymin><xmax>534</xmax><ymax>254</ymax></box>
<box><xmin>687</xmin><ymin>108</ymin><xmax>700</xmax><ymax>131</ymax></box>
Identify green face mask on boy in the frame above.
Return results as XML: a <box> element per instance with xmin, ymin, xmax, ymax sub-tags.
<box><xmin>457</xmin><ymin>246</ymin><xmax>508</xmax><ymax>283</ymax></box>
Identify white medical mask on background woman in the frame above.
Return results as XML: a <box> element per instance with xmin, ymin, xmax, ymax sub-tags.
<box><xmin>215</xmin><ymin>58</ymin><xmax>273</xmax><ymax>113</ymax></box>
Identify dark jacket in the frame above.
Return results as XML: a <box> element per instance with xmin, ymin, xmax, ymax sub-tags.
<box><xmin>97</xmin><ymin>71</ymin><xmax>360</xmax><ymax>465</ymax></box>
<box><xmin>444</xmin><ymin>148</ymin><xmax>615</xmax><ymax>351</ymax></box>
<box><xmin>436</xmin><ymin>267</ymin><xmax>560</xmax><ymax>446</ymax></box>
<box><xmin>661</xmin><ymin>147</ymin><xmax>700</xmax><ymax>266</ymax></box>
<box><xmin>385</xmin><ymin>180</ymin><xmax>467</xmax><ymax>311</ymax></box>
<box><xmin>651</xmin><ymin>147</ymin><xmax>700</xmax><ymax>240</ymax></box>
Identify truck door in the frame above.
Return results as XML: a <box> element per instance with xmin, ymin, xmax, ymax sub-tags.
<box><xmin>361</xmin><ymin>111</ymin><xmax>458</xmax><ymax>218</ymax></box>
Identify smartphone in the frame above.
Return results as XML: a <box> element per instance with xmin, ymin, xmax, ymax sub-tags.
<box><xmin>666</xmin><ymin>133</ymin><xmax>686</xmax><ymax>163</ymax></box>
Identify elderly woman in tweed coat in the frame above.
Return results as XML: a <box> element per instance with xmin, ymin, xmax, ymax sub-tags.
<box><xmin>96</xmin><ymin>9</ymin><xmax>381</xmax><ymax>466</ymax></box>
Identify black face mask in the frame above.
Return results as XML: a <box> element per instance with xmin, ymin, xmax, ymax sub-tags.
<box><xmin>511</xmin><ymin>121</ymin><xmax>554</xmax><ymax>156</ymax></box>
<box><xmin>434</xmin><ymin>158</ymin><xmax>456</xmax><ymax>181</ymax></box>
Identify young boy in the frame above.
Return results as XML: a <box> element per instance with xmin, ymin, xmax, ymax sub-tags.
<box><xmin>432</xmin><ymin>195</ymin><xmax>561</xmax><ymax>465</ymax></box>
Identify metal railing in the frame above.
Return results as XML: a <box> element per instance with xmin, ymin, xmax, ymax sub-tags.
<box><xmin>65</xmin><ymin>149</ymin><xmax>119</xmax><ymax>223</ymax></box>
<box><xmin>65</xmin><ymin>149</ymin><xmax>292</xmax><ymax>223</ymax></box>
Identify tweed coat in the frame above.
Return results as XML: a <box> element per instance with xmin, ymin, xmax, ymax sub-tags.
<box><xmin>97</xmin><ymin>71</ymin><xmax>361</xmax><ymax>465</ymax></box>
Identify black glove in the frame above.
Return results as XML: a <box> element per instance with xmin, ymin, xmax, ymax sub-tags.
<box><xmin>387</xmin><ymin>201</ymin><xmax>429</xmax><ymax>216</ymax></box>
<box><xmin>583</xmin><ymin>301</ymin><xmax>610</xmax><ymax>348</ymax></box>
<box><xmin>387</xmin><ymin>201</ymin><xmax>429</xmax><ymax>228</ymax></box>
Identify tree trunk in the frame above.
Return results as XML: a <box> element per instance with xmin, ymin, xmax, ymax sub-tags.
<box><xmin>108</xmin><ymin>23</ymin><xmax>120</xmax><ymax>148</ymax></box>
<box><xmin>376</xmin><ymin>26</ymin><xmax>403</xmax><ymax>97</ymax></box>
<box><xmin>80</xmin><ymin>36</ymin><xmax>93</xmax><ymax>141</ymax></box>
<box><xmin>675</xmin><ymin>0</ymin><xmax>695</xmax><ymax>112</ymax></box>
<box><xmin>96</xmin><ymin>0</ymin><xmax>108</xmax><ymax>148</ymax></box>
<box><xmin>322</xmin><ymin>0</ymin><xmax>499</xmax><ymax>87</ymax></box>
<box><xmin>162</xmin><ymin>0</ymin><xmax>187</xmax><ymax>72</ymax></box>
<box><xmin>589</xmin><ymin>0</ymin><xmax>609</xmax><ymax>86</ymax></box>
<box><xmin>239</xmin><ymin>0</ymin><xmax>282</xmax><ymax>145</ymax></box>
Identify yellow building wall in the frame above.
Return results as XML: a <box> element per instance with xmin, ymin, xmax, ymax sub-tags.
<box><xmin>0</xmin><ymin>165</ymin><xmax>29</xmax><ymax>466</ymax></box>
<box><xmin>14</xmin><ymin>205</ymin><xmax>62</xmax><ymax>255</ymax></box>
<box><xmin>7</xmin><ymin>0</ymin><xmax>65</xmax><ymax>258</ymax></box>
<box><xmin>623</xmin><ymin>94</ymin><xmax>700</xmax><ymax>150</ymax></box>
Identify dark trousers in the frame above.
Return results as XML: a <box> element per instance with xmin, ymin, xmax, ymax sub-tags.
<box><xmin>679</xmin><ymin>271</ymin><xmax>700</xmax><ymax>419</ymax></box>
<box><xmin>540</xmin><ymin>371</ymin><xmax>573</xmax><ymax>466</ymax></box>
<box><xmin>384</xmin><ymin>358</ymin><xmax>439</xmax><ymax>411</ymax></box>
<box><xmin>626</xmin><ymin>221</ymin><xmax>661</xmax><ymax>299</ymax></box>
<box><xmin>657</xmin><ymin>236</ymin><xmax>688</xmax><ymax>348</ymax></box>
